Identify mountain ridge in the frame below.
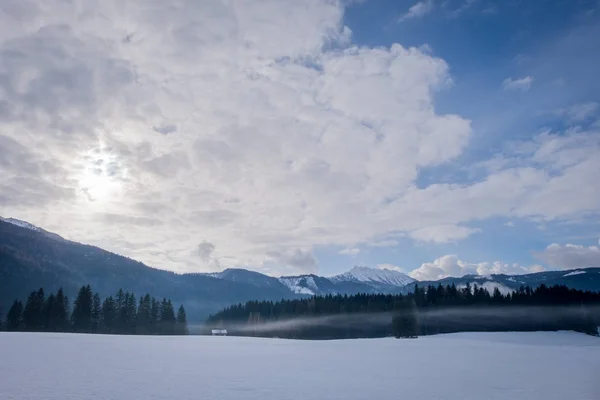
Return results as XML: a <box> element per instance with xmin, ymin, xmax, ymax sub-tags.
<box><xmin>2</xmin><ymin>217</ymin><xmax>599</xmax><ymax>322</ymax></box>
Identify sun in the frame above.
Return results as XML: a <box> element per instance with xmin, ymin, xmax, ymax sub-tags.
<box><xmin>76</xmin><ymin>147</ymin><xmax>126</xmax><ymax>203</ymax></box>
<box><xmin>79</xmin><ymin>169</ymin><xmax>117</xmax><ymax>201</ymax></box>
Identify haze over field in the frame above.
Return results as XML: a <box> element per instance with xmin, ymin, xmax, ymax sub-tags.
<box><xmin>0</xmin><ymin>331</ymin><xmax>598</xmax><ymax>400</ymax></box>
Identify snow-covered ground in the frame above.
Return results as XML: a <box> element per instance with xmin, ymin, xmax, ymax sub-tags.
<box><xmin>1</xmin><ymin>331</ymin><xmax>598</xmax><ymax>400</ymax></box>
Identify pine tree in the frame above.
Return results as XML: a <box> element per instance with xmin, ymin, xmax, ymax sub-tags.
<box><xmin>100</xmin><ymin>296</ymin><xmax>117</xmax><ymax>334</ymax></box>
<box><xmin>5</xmin><ymin>300</ymin><xmax>24</xmax><ymax>331</ymax></box>
<box><xmin>123</xmin><ymin>292</ymin><xmax>137</xmax><ymax>334</ymax></box>
<box><xmin>392</xmin><ymin>299</ymin><xmax>419</xmax><ymax>338</ymax></box>
<box><xmin>115</xmin><ymin>289</ymin><xmax>126</xmax><ymax>334</ymax></box>
<box><xmin>159</xmin><ymin>298</ymin><xmax>176</xmax><ymax>335</ymax></box>
<box><xmin>149</xmin><ymin>297</ymin><xmax>160</xmax><ymax>334</ymax></box>
<box><xmin>91</xmin><ymin>293</ymin><xmax>101</xmax><ymax>333</ymax></box>
<box><xmin>136</xmin><ymin>294</ymin><xmax>152</xmax><ymax>335</ymax></box>
<box><xmin>52</xmin><ymin>288</ymin><xmax>70</xmax><ymax>332</ymax></box>
<box><xmin>71</xmin><ymin>285</ymin><xmax>93</xmax><ymax>333</ymax></box>
<box><xmin>43</xmin><ymin>293</ymin><xmax>56</xmax><ymax>331</ymax></box>
<box><xmin>22</xmin><ymin>288</ymin><xmax>45</xmax><ymax>331</ymax></box>
<box><xmin>176</xmin><ymin>305</ymin><xmax>189</xmax><ymax>335</ymax></box>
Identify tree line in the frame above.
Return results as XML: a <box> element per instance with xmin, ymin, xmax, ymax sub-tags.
<box><xmin>1</xmin><ymin>285</ymin><xmax>189</xmax><ymax>335</ymax></box>
<box><xmin>207</xmin><ymin>284</ymin><xmax>600</xmax><ymax>339</ymax></box>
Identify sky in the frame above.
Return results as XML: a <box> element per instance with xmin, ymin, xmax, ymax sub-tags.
<box><xmin>0</xmin><ymin>0</ymin><xmax>599</xmax><ymax>279</ymax></box>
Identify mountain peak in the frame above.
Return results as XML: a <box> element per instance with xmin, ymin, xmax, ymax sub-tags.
<box><xmin>0</xmin><ymin>217</ymin><xmax>42</xmax><ymax>232</ymax></box>
<box><xmin>332</xmin><ymin>265</ymin><xmax>415</xmax><ymax>287</ymax></box>
<box><xmin>0</xmin><ymin>216</ymin><xmax>65</xmax><ymax>241</ymax></box>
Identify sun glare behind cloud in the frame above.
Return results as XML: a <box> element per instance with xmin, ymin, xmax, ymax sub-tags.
<box><xmin>76</xmin><ymin>147</ymin><xmax>126</xmax><ymax>203</ymax></box>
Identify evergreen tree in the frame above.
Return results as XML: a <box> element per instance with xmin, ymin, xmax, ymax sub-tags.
<box><xmin>22</xmin><ymin>288</ymin><xmax>45</xmax><ymax>331</ymax></box>
<box><xmin>392</xmin><ymin>299</ymin><xmax>419</xmax><ymax>338</ymax></box>
<box><xmin>52</xmin><ymin>288</ymin><xmax>70</xmax><ymax>332</ymax></box>
<box><xmin>149</xmin><ymin>297</ymin><xmax>160</xmax><ymax>335</ymax></box>
<box><xmin>71</xmin><ymin>285</ymin><xmax>93</xmax><ymax>333</ymax></box>
<box><xmin>91</xmin><ymin>293</ymin><xmax>102</xmax><ymax>333</ymax></box>
<box><xmin>100</xmin><ymin>296</ymin><xmax>117</xmax><ymax>334</ymax></box>
<box><xmin>123</xmin><ymin>292</ymin><xmax>137</xmax><ymax>334</ymax></box>
<box><xmin>176</xmin><ymin>305</ymin><xmax>189</xmax><ymax>335</ymax></box>
<box><xmin>159</xmin><ymin>298</ymin><xmax>176</xmax><ymax>335</ymax></box>
<box><xmin>43</xmin><ymin>293</ymin><xmax>56</xmax><ymax>331</ymax></box>
<box><xmin>136</xmin><ymin>294</ymin><xmax>152</xmax><ymax>335</ymax></box>
<box><xmin>5</xmin><ymin>300</ymin><xmax>24</xmax><ymax>331</ymax></box>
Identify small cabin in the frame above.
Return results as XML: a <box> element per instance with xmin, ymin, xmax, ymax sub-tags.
<box><xmin>211</xmin><ymin>329</ymin><xmax>227</xmax><ymax>336</ymax></box>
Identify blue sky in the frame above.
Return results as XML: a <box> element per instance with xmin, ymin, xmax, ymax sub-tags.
<box><xmin>317</xmin><ymin>0</ymin><xmax>600</xmax><ymax>276</ymax></box>
<box><xmin>1</xmin><ymin>0</ymin><xmax>599</xmax><ymax>279</ymax></box>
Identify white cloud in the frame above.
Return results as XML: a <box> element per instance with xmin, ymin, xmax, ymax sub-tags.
<box><xmin>410</xmin><ymin>225</ymin><xmax>479</xmax><ymax>243</ymax></box>
<box><xmin>555</xmin><ymin>102</ymin><xmax>599</xmax><ymax>122</ymax></box>
<box><xmin>0</xmin><ymin>0</ymin><xmax>599</xmax><ymax>276</ymax></box>
<box><xmin>504</xmin><ymin>221</ymin><xmax>515</xmax><ymax>227</ymax></box>
<box><xmin>368</xmin><ymin>239</ymin><xmax>400</xmax><ymax>247</ymax></box>
<box><xmin>409</xmin><ymin>255</ymin><xmax>545</xmax><ymax>281</ymax></box>
<box><xmin>399</xmin><ymin>0</ymin><xmax>435</xmax><ymax>22</ymax></box>
<box><xmin>446</xmin><ymin>0</ymin><xmax>478</xmax><ymax>18</ymax></box>
<box><xmin>339</xmin><ymin>247</ymin><xmax>360</xmax><ymax>256</ymax></box>
<box><xmin>503</xmin><ymin>76</ymin><xmax>533</xmax><ymax>91</ymax></box>
<box><xmin>534</xmin><ymin>242</ymin><xmax>600</xmax><ymax>269</ymax></box>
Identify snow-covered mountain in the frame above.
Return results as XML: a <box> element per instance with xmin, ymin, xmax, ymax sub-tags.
<box><xmin>277</xmin><ymin>266</ymin><xmax>415</xmax><ymax>296</ymax></box>
<box><xmin>331</xmin><ymin>266</ymin><xmax>415</xmax><ymax>287</ymax></box>
<box><xmin>0</xmin><ymin>217</ymin><xmax>42</xmax><ymax>232</ymax></box>
<box><xmin>0</xmin><ymin>216</ymin><xmax>65</xmax><ymax>241</ymax></box>
<box><xmin>409</xmin><ymin>268</ymin><xmax>600</xmax><ymax>294</ymax></box>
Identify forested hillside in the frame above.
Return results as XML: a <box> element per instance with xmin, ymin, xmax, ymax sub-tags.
<box><xmin>0</xmin><ymin>220</ymin><xmax>296</xmax><ymax>321</ymax></box>
<box><xmin>207</xmin><ymin>283</ymin><xmax>600</xmax><ymax>339</ymax></box>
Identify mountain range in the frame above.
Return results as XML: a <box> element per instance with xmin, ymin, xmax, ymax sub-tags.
<box><xmin>1</xmin><ymin>216</ymin><xmax>599</xmax><ymax>322</ymax></box>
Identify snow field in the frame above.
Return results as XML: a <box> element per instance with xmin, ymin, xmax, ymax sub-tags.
<box><xmin>0</xmin><ymin>331</ymin><xmax>598</xmax><ymax>400</ymax></box>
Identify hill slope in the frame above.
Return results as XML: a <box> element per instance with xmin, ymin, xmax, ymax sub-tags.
<box><xmin>2</xmin><ymin>217</ymin><xmax>599</xmax><ymax>322</ymax></box>
<box><xmin>0</xmin><ymin>219</ymin><xmax>295</xmax><ymax>321</ymax></box>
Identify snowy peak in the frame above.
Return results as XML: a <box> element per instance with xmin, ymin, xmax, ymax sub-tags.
<box><xmin>332</xmin><ymin>266</ymin><xmax>415</xmax><ymax>287</ymax></box>
<box><xmin>0</xmin><ymin>216</ymin><xmax>65</xmax><ymax>241</ymax></box>
<box><xmin>0</xmin><ymin>217</ymin><xmax>42</xmax><ymax>232</ymax></box>
<box><xmin>279</xmin><ymin>275</ymin><xmax>319</xmax><ymax>295</ymax></box>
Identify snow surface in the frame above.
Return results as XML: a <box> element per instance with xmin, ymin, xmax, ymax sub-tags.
<box><xmin>564</xmin><ymin>270</ymin><xmax>587</xmax><ymax>277</ymax></box>
<box><xmin>331</xmin><ymin>266</ymin><xmax>415</xmax><ymax>286</ymax></box>
<box><xmin>1</xmin><ymin>331</ymin><xmax>598</xmax><ymax>400</ymax></box>
<box><xmin>278</xmin><ymin>276</ymin><xmax>317</xmax><ymax>295</ymax></box>
<box><xmin>0</xmin><ymin>217</ymin><xmax>41</xmax><ymax>232</ymax></box>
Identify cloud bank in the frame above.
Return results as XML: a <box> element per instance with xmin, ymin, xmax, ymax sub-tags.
<box><xmin>534</xmin><ymin>242</ymin><xmax>600</xmax><ymax>270</ymax></box>
<box><xmin>409</xmin><ymin>255</ymin><xmax>545</xmax><ymax>281</ymax></box>
<box><xmin>0</xmin><ymin>0</ymin><xmax>599</xmax><ymax>275</ymax></box>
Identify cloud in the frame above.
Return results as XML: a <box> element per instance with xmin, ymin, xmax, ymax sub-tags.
<box><xmin>446</xmin><ymin>0</ymin><xmax>478</xmax><ymax>18</ymax></box>
<box><xmin>409</xmin><ymin>255</ymin><xmax>545</xmax><ymax>281</ymax></box>
<box><xmin>339</xmin><ymin>247</ymin><xmax>360</xmax><ymax>256</ymax></box>
<box><xmin>410</xmin><ymin>225</ymin><xmax>479</xmax><ymax>243</ymax></box>
<box><xmin>267</xmin><ymin>249</ymin><xmax>318</xmax><ymax>275</ymax></box>
<box><xmin>368</xmin><ymin>239</ymin><xmax>400</xmax><ymax>247</ymax></box>
<box><xmin>555</xmin><ymin>102</ymin><xmax>599</xmax><ymax>122</ymax></box>
<box><xmin>504</xmin><ymin>221</ymin><xmax>515</xmax><ymax>227</ymax></box>
<box><xmin>503</xmin><ymin>76</ymin><xmax>533</xmax><ymax>91</ymax></box>
<box><xmin>533</xmin><ymin>242</ymin><xmax>600</xmax><ymax>269</ymax></box>
<box><xmin>399</xmin><ymin>0</ymin><xmax>435</xmax><ymax>22</ymax></box>
<box><xmin>0</xmin><ymin>0</ymin><xmax>599</xmax><ymax>275</ymax></box>
<box><xmin>197</xmin><ymin>241</ymin><xmax>216</xmax><ymax>260</ymax></box>
<box><xmin>153</xmin><ymin>124</ymin><xmax>178</xmax><ymax>135</ymax></box>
